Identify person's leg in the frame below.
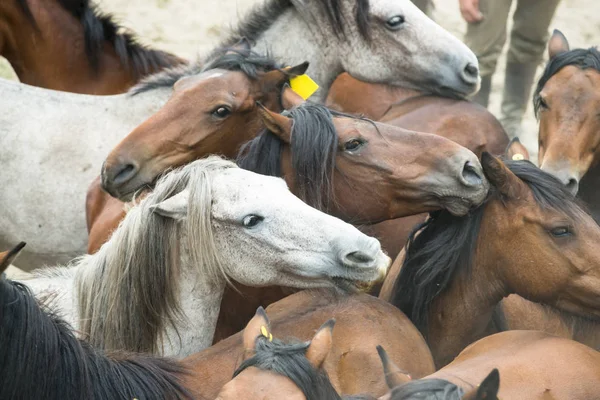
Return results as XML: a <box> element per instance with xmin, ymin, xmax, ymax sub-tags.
<box><xmin>501</xmin><ymin>0</ymin><xmax>561</xmax><ymax>138</ymax></box>
<box><xmin>464</xmin><ymin>0</ymin><xmax>513</xmax><ymax>107</ymax></box>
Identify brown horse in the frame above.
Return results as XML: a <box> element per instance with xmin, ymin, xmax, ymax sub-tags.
<box><xmin>381</xmin><ymin>330</ymin><xmax>600</xmax><ymax>400</ymax></box>
<box><xmin>209</xmin><ymin>293</ymin><xmax>434</xmax><ymax>400</ymax></box>
<box><xmin>535</xmin><ymin>30</ymin><xmax>600</xmax><ymax>222</ymax></box>
<box><xmin>87</xmin><ymin>50</ymin><xmax>307</xmax><ymax>253</ymax></box>
<box><xmin>384</xmin><ymin>153</ymin><xmax>600</xmax><ymax>368</ymax></box>
<box><xmin>326</xmin><ymin>73</ymin><xmax>510</xmax><ymax>256</ymax></box>
<box><xmin>0</xmin><ymin>0</ymin><xmax>184</xmax><ymax>94</ymax></box>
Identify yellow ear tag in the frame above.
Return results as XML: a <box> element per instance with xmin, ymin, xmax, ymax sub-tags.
<box><xmin>260</xmin><ymin>325</ymin><xmax>273</xmax><ymax>342</ymax></box>
<box><xmin>289</xmin><ymin>74</ymin><xmax>319</xmax><ymax>100</ymax></box>
<box><xmin>512</xmin><ymin>153</ymin><xmax>524</xmax><ymax>161</ymax></box>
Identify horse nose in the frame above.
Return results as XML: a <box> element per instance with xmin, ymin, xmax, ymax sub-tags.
<box><xmin>101</xmin><ymin>160</ymin><xmax>139</xmax><ymax>195</ymax></box>
<box><xmin>566</xmin><ymin>178</ymin><xmax>579</xmax><ymax>195</ymax></box>
<box><xmin>461</xmin><ymin>62</ymin><xmax>480</xmax><ymax>85</ymax></box>
<box><xmin>462</xmin><ymin>160</ymin><xmax>484</xmax><ymax>187</ymax></box>
<box><xmin>339</xmin><ymin>237</ymin><xmax>382</xmax><ymax>269</ymax></box>
<box><xmin>540</xmin><ymin>163</ymin><xmax>580</xmax><ymax>195</ymax></box>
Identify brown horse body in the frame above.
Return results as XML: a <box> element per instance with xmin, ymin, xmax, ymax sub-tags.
<box><xmin>325</xmin><ymin>73</ymin><xmax>509</xmax><ymax>256</ymax></box>
<box><xmin>384</xmin><ymin>154</ymin><xmax>600</xmax><ymax>368</ymax></box>
<box><xmin>184</xmin><ymin>290</ymin><xmax>434</xmax><ymax>399</ymax></box>
<box><xmin>0</xmin><ymin>0</ymin><xmax>184</xmax><ymax>94</ymax></box>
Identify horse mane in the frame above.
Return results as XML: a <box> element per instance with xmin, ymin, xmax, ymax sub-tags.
<box><xmin>391</xmin><ymin>160</ymin><xmax>586</xmax><ymax>334</ymax></box>
<box><xmin>534</xmin><ymin>47</ymin><xmax>600</xmax><ymax>117</ymax></box>
<box><xmin>217</xmin><ymin>0</ymin><xmax>371</xmax><ymax>52</ymax></box>
<box><xmin>17</xmin><ymin>0</ymin><xmax>182</xmax><ymax>77</ymax></box>
<box><xmin>131</xmin><ymin>47</ymin><xmax>283</xmax><ymax>95</ymax></box>
<box><xmin>0</xmin><ymin>278</ymin><xmax>191</xmax><ymax>399</ymax></box>
<box><xmin>389</xmin><ymin>379</ymin><xmax>464</xmax><ymax>400</ymax></box>
<box><xmin>75</xmin><ymin>156</ymin><xmax>236</xmax><ymax>354</ymax></box>
<box><xmin>238</xmin><ymin>102</ymin><xmax>343</xmax><ymax>211</ymax></box>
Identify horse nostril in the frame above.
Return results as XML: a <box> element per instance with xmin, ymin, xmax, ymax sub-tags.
<box><xmin>566</xmin><ymin>178</ymin><xmax>579</xmax><ymax>195</ymax></box>
<box><xmin>112</xmin><ymin>164</ymin><xmax>138</xmax><ymax>185</ymax></box>
<box><xmin>343</xmin><ymin>251</ymin><xmax>374</xmax><ymax>266</ymax></box>
<box><xmin>462</xmin><ymin>160</ymin><xmax>483</xmax><ymax>186</ymax></box>
<box><xmin>464</xmin><ymin>63</ymin><xmax>479</xmax><ymax>78</ymax></box>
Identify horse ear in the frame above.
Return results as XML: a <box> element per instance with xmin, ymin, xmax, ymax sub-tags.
<box><xmin>0</xmin><ymin>242</ymin><xmax>26</xmax><ymax>275</ymax></box>
<box><xmin>305</xmin><ymin>319</ymin><xmax>335</xmax><ymax>369</ymax></box>
<box><xmin>230</xmin><ymin>37</ymin><xmax>252</xmax><ymax>52</ymax></box>
<box><xmin>281</xmin><ymin>84</ymin><xmax>306</xmax><ymax>110</ymax></box>
<box><xmin>242</xmin><ymin>306</ymin><xmax>271</xmax><ymax>357</ymax></box>
<box><xmin>505</xmin><ymin>137</ymin><xmax>530</xmax><ymax>161</ymax></box>
<box><xmin>463</xmin><ymin>369</ymin><xmax>500</xmax><ymax>400</ymax></box>
<box><xmin>258</xmin><ymin>62</ymin><xmax>310</xmax><ymax>93</ymax></box>
<box><xmin>481</xmin><ymin>152</ymin><xmax>525</xmax><ymax>199</ymax></box>
<box><xmin>256</xmin><ymin>103</ymin><xmax>293</xmax><ymax>143</ymax></box>
<box><xmin>377</xmin><ymin>345</ymin><xmax>412</xmax><ymax>389</ymax></box>
<box><xmin>150</xmin><ymin>189</ymin><xmax>189</xmax><ymax>220</ymax></box>
<box><xmin>548</xmin><ymin>29</ymin><xmax>570</xmax><ymax>59</ymax></box>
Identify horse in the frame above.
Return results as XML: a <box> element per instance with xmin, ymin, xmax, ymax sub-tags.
<box><xmin>186</xmin><ymin>293</ymin><xmax>434</xmax><ymax>398</ymax></box>
<box><xmin>534</xmin><ymin>29</ymin><xmax>600</xmax><ymax>222</ymax></box>
<box><xmin>384</xmin><ymin>153</ymin><xmax>600</xmax><ymax>368</ymax></box>
<box><xmin>0</xmin><ymin>0</ymin><xmax>184</xmax><ymax>94</ymax></box>
<box><xmin>0</xmin><ymin>0</ymin><xmax>481</xmax><ymax>270</ymax></box>
<box><xmin>381</xmin><ymin>331</ymin><xmax>600</xmax><ymax>400</ymax></box>
<box><xmin>0</xmin><ymin>243</ymin><xmax>193</xmax><ymax>400</ymax></box>
<box><xmin>17</xmin><ymin>157</ymin><xmax>390</xmax><ymax>357</ymax></box>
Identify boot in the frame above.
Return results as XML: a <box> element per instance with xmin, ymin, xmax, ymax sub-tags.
<box><xmin>500</xmin><ymin>62</ymin><xmax>538</xmax><ymax>139</ymax></box>
<box><xmin>470</xmin><ymin>74</ymin><xmax>492</xmax><ymax>108</ymax></box>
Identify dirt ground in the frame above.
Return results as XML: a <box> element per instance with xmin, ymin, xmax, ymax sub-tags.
<box><xmin>1</xmin><ymin>0</ymin><xmax>599</xmax><ymax>161</ymax></box>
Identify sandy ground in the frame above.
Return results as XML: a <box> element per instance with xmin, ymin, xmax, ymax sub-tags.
<box><xmin>1</xmin><ymin>0</ymin><xmax>599</xmax><ymax>160</ymax></box>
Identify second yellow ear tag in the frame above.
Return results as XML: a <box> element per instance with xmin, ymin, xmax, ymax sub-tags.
<box><xmin>289</xmin><ymin>74</ymin><xmax>319</xmax><ymax>100</ymax></box>
<box><xmin>260</xmin><ymin>325</ymin><xmax>273</xmax><ymax>342</ymax></box>
<box><xmin>512</xmin><ymin>153</ymin><xmax>524</xmax><ymax>161</ymax></box>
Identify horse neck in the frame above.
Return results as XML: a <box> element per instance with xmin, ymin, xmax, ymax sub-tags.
<box><xmin>426</xmin><ymin>241</ymin><xmax>509</xmax><ymax>368</ymax></box>
<box><xmin>251</xmin><ymin>6</ymin><xmax>343</xmax><ymax>102</ymax></box>
<box><xmin>2</xmin><ymin>0</ymin><xmax>134</xmax><ymax>94</ymax></box>
<box><xmin>75</xmin><ymin>210</ymin><xmax>226</xmax><ymax>358</ymax></box>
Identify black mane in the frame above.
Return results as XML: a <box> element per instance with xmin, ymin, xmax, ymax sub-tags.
<box><xmin>18</xmin><ymin>0</ymin><xmax>181</xmax><ymax>78</ymax></box>
<box><xmin>391</xmin><ymin>160</ymin><xmax>585</xmax><ymax>334</ymax></box>
<box><xmin>390</xmin><ymin>379</ymin><xmax>464</xmax><ymax>400</ymax></box>
<box><xmin>218</xmin><ymin>0</ymin><xmax>372</xmax><ymax>51</ymax></box>
<box><xmin>0</xmin><ymin>278</ymin><xmax>191</xmax><ymax>400</ymax></box>
<box><xmin>534</xmin><ymin>47</ymin><xmax>600</xmax><ymax>116</ymax></box>
<box><xmin>131</xmin><ymin>48</ymin><xmax>283</xmax><ymax>95</ymax></box>
<box><xmin>238</xmin><ymin>102</ymin><xmax>347</xmax><ymax>211</ymax></box>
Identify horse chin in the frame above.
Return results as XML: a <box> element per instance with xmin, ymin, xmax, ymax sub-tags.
<box><xmin>441</xmin><ymin>196</ymin><xmax>473</xmax><ymax>216</ymax></box>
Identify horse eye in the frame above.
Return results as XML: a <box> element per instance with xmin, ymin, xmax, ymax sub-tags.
<box><xmin>386</xmin><ymin>15</ymin><xmax>405</xmax><ymax>30</ymax></box>
<box><xmin>550</xmin><ymin>227</ymin><xmax>571</xmax><ymax>237</ymax></box>
<box><xmin>242</xmin><ymin>215</ymin><xmax>264</xmax><ymax>228</ymax></box>
<box><xmin>344</xmin><ymin>138</ymin><xmax>366</xmax><ymax>152</ymax></box>
<box><xmin>539</xmin><ymin>97</ymin><xmax>549</xmax><ymax>110</ymax></box>
<box><xmin>212</xmin><ymin>106</ymin><xmax>231</xmax><ymax>118</ymax></box>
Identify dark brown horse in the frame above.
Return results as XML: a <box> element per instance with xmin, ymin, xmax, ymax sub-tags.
<box><xmin>381</xmin><ymin>330</ymin><xmax>600</xmax><ymax>400</ymax></box>
<box><xmin>0</xmin><ymin>0</ymin><xmax>184</xmax><ymax>94</ymax></box>
<box><xmin>535</xmin><ymin>29</ymin><xmax>600</xmax><ymax>223</ymax></box>
<box><xmin>208</xmin><ymin>293</ymin><xmax>434</xmax><ymax>400</ymax></box>
<box><xmin>384</xmin><ymin>154</ymin><xmax>600</xmax><ymax>368</ymax></box>
<box><xmin>326</xmin><ymin>73</ymin><xmax>509</xmax><ymax>256</ymax></box>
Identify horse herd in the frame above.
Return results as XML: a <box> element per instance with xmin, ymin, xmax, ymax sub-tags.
<box><xmin>1</xmin><ymin>0</ymin><xmax>600</xmax><ymax>398</ymax></box>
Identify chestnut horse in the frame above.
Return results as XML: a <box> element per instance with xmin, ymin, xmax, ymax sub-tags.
<box><xmin>2</xmin><ymin>244</ymin><xmax>433</xmax><ymax>398</ymax></box>
<box><xmin>535</xmin><ymin>30</ymin><xmax>600</xmax><ymax>222</ymax></box>
<box><xmin>210</xmin><ymin>297</ymin><xmax>434</xmax><ymax>400</ymax></box>
<box><xmin>326</xmin><ymin>73</ymin><xmax>509</xmax><ymax>255</ymax></box>
<box><xmin>385</xmin><ymin>154</ymin><xmax>600</xmax><ymax>368</ymax></box>
<box><xmin>381</xmin><ymin>330</ymin><xmax>600</xmax><ymax>400</ymax></box>
<box><xmin>0</xmin><ymin>0</ymin><xmax>184</xmax><ymax>94</ymax></box>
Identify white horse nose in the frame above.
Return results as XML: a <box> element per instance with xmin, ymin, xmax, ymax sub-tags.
<box><xmin>461</xmin><ymin>62</ymin><xmax>480</xmax><ymax>85</ymax></box>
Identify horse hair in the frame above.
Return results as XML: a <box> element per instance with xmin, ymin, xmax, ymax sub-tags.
<box><xmin>218</xmin><ymin>0</ymin><xmax>372</xmax><ymax>51</ymax></box>
<box><xmin>0</xmin><ymin>277</ymin><xmax>191</xmax><ymax>399</ymax></box>
<box><xmin>17</xmin><ymin>0</ymin><xmax>181</xmax><ymax>77</ymax></box>
<box><xmin>391</xmin><ymin>159</ymin><xmax>587</xmax><ymax>334</ymax></box>
<box><xmin>534</xmin><ymin>47</ymin><xmax>600</xmax><ymax>117</ymax></box>
<box><xmin>234</xmin><ymin>336</ymin><xmax>374</xmax><ymax>400</ymax></box>
<box><xmin>389</xmin><ymin>379</ymin><xmax>465</xmax><ymax>400</ymax></box>
<box><xmin>132</xmin><ymin>47</ymin><xmax>284</xmax><ymax>95</ymax></box>
<box><xmin>42</xmin><ymin>156</ymin><xmax>237</xmax><ymax>354</ymax></box>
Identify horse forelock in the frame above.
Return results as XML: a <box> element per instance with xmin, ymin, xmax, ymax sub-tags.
<box><xmin>391</xmin><ymin>160</ymin><xmax>587</xmax><ymax>335</ymax></box>
<box><xmin>234</xmin><ymin>336</ymin><xmax>342</xmax><ymax>400</ymax></box>
<box><xmin>76</xmin><ymin>156</ymin><xmax>236</xmax><ymax>354</ymax></box>
<box><xmin>534</xmin><ymin>47</ymin><xmax>600</xmax><ymax>117</ymax></box>
<box><xmin>0</xmin><ymin>278</ymin><xmax>190</xmax><ymax>399</ymax></box>
<box><xmin>389</xmin><ymin>378</ymin><xmax>464</xmax><ymax>400</ymax></box>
